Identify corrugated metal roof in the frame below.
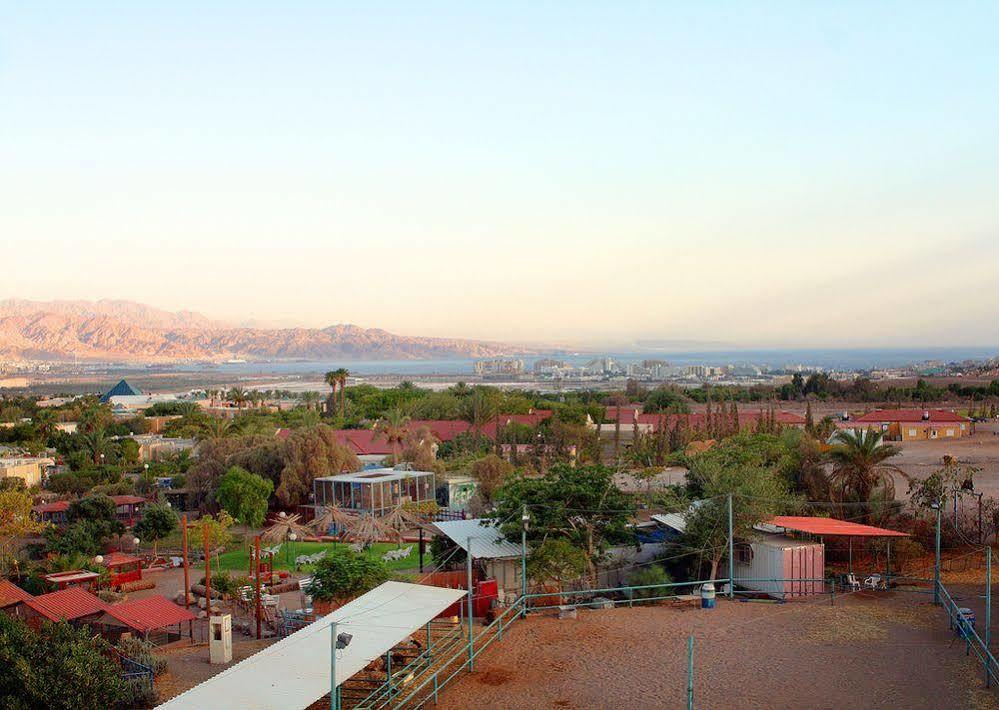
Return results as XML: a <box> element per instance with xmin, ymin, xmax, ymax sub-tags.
<box><xmin>102</xmin><ymin>595</ymin><xmax>196</xmax><ymax>633</ymax></box>
<box><xmin>768</xmin><ymin>516</ymin><xmax>908</xmax><ymax>538</ymax></box>
<box><xmin>651</xmin><ymin>500</ymin><xmax>706</xmax><ymax>534</ymax></box>
<box><xmin>24</xmin><ymin>587</ymin><xmax>109</xmax><ymax>621</ymax></box>
<box><xmin>433</xmin><ymin>518</ymin><xmax>523</xmax><ymax>559</ymax></box>
<box><xmin>160</xmin><ymin>581</ymin><xmax>466</xmax><ymax>710</ymax></box>
<box><xmin>0</xmin><ymin>580</ymin><xmax>32</xmax><ymax>608</ymax></box>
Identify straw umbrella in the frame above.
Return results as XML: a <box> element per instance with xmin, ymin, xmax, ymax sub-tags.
<box><xmin>260</xmin><ymin>512</ymin><xmax>311</xmax><ymax>544</ymax></box>
<box><xmin>347</xmin><ymin>514</ymin><xmax>395</xmax><ymax>548</ymax></box>
<box><xmin>381</xmin><ymin>504</ymin><xmax>436</xmax><ymax>544</ymax></box>
<box><xmin>311</xmin><ymin>505</ymin><xmax>360</xmax><ymax>539</ymax></box>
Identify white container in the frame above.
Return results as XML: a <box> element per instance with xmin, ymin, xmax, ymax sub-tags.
<box><xmin>732</xmin><ymin>534</ymin><xmax>825</xmax><ymax>599</ymax></box>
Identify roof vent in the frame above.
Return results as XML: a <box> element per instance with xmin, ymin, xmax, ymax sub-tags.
<box><xmin>922</xmin><ymin>410</ymin><xmax>930</xmax><ymax>420</ymax></box>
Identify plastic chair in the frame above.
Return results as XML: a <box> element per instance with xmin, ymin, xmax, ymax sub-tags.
<box><xmin>846</xmin><ymin>573</ymin><xmax>861</xmax><ymax>591</ymax></box>
<box><xmin>863</xmin><ymin>574</ymin><xmax>882</xmax><ymax>590</ymax></box>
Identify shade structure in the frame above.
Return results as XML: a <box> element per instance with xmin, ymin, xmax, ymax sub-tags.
<box><xmin>433</xmin><ymin>518</ymin><xmax>523</xmax><ymax>559</ymax></box>
<box><xmin>22</xmin><ymin>587</ymin><xmax>109</xmax><ymax>621</ymax></box>
<box><xmin>348</xmin><ymin>513</ymin><xmax>394</xmax><ymax>546</ymax></box>
<box><xmin>99</xmin><ymin>595</ymin><xmax>197</xmax><ymax>634</ymax></box>
<box><xmin>310</xmin><ymin>505</ymin><xmax>360</xmax><ymax>536</ymax></box>
<box><xmin>160</xmin><ymin>581</ymin><xmax>466</xmax><ymax>710</ymax></box>
<box><xmin>260</xmin><ymin>513</ymin><xmax>312</xmax><ymax>544</ymax></box>
<box><xmin>767</xmin><ymin>516</ymin><xmax>909</xmax><ymax>538</ymax></box>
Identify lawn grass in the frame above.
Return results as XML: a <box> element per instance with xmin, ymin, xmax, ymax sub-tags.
<box><xmin>196</xmin><ymin>540</ymin><xmax>422</xmax><ymax>573</ymax></box>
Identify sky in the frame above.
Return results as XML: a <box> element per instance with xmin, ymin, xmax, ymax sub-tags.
<box><xmin>2</xmin><ymin>3</ymin><xmax>998</xmax><ymax>349</ymax></box>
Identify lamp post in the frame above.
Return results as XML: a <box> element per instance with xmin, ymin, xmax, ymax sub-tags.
<box><xmin>331</xmin><ymin>625</ymin><xmax>352</xmax><ymax>710</ymax></box>
<box><xmin>288</xmin><ymin>532</ymin><xmax>298</xmax><ymax>568</ymax></box>
<box><xmin>521</xmin><ymin>506</ymin><xmax>529</xmax><ymax>617</ymax></box>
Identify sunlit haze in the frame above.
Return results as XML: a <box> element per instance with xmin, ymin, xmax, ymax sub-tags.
<box><xmin>3</xmin><ymin>3</ymin><xmax>998</xmax><ymax>348</ymax></box>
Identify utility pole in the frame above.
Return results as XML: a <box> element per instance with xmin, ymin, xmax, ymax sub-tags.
<box><xmin>727</xmin><ymin>494</ymin><xmax>734</xmax><ymax>598</ymax></box>
<box><xmin>181</xmin><ymin>514</ymin><xmax>190</xmax><ymax>608</ymax></box>
<box><xmin>254</xmin><ymin>536</ymin><xmax>262</xmax><ymax>640</ymax></box>
<box><xmin>987</xmin><ymin>546</ymin><xmax>992</xmax><ymax>687</ymax></box>
<box><xmin>203</xmin><ymin>523</ymin><xmax>212</xmax><ymax>614</ymax></box>
<box><xmin>686</xmin><ymin>634</ymin><xmax>694</xmax><ymax>710</ymax></box>
<box><xmin>934</xmin><ymin>501</ymin><xmax>942</xmax><ymax>605</ymax></box>
<box><xmin>330</xmin><ymin>620</ymin><xmax>338</xmax><ymax>710</ymax></box>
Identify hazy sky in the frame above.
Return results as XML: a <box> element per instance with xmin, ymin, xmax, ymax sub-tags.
<box><xmin>2</xmin><ymin>3</ymin><xmax>998</xmax><ymax>348</ymax></box>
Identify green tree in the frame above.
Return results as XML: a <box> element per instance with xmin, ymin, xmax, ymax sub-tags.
<box><xmin>527</xmin><ymin>538</ymin><xmax>589</xmax><ymax>594</ymax></box>
<box><xmin>0</xmin><ymin>615</ymin><xmax>128</xmax><ymax>710</ymax></box>
<box><xmin>216</xmin><ymin>466</ymin><xmax>273</xmax><ymax>527</ymax></box>
<box><xmin>277</xmin><ymin>426</ymin><xmax>360</xmax><ymax>506</ymax></box>
<box><xmin>306</xmin><ymin>547</ymin><xmax>389</xmax><ymax>604</ymax></box>
<box><xmin>374</xmin><ymin>408</ymin><xmax>411</xmax><ymax>461</ymax></box>
<box><xmin>493</xmin><ymin>464</ymin><xmax>634</xmax><ymax>576</ymax></box>
<box><xmin>642</xmin><ymin>386</ymin><xmax>691</xmax><ymax>414</ymax></box>
<box><xmin>0</xmin><ymin>489</ymin><xmax>47</xmax><ymax>574</ymax></box>
<box><xmin>469</xmin><ymin>454</ymin><xmax>514</xmax><ymax>505</ymax></box>
<box><xmin>134</xmin><ymin>503</ymin><xmax>178</xmax><ymax>558</ymax></box>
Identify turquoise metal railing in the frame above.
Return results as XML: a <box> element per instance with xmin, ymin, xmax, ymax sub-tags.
<box><xmin>937</xmin><ymin>580</ymin><xmax>999</xmax><ymax>687</ymax></box>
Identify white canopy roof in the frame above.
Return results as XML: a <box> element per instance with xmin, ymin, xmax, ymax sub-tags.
<box><xmin>433</xmin><ymin>518</ymin><xmax>523</xmax><ymax>559</ymax></box>
<box><xmin>160</xmin><ymin>581</ymin><xmax>465</xmax><ymax>710</ymax></box>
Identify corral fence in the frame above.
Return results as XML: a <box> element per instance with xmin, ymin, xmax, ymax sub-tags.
<box><xmin>936</xmin><ymin>580</ymin><xmax>998</xmax><ymax>687</ymax></box>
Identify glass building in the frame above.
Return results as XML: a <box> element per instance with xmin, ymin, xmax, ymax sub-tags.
<box><xmin>313</xmin><ymin>468</ymin><xmax>436</xmax><ymax>516</ymax></box>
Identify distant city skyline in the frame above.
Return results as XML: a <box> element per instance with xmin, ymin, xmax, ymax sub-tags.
<box><xmin>3</xmin><ymin>3</ymin><xmax>999</xmax><ymax>348</ymax></box>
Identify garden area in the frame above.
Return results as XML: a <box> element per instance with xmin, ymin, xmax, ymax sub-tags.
<box><xmin>199</xmin><ymin>540</ymin><xmax>422</xmax><ymax>574</ymax></box>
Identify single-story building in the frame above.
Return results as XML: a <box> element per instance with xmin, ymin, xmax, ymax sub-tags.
<box><xmin>34</xmin><ymin>494</ymin><xmax>147</xmax><ymax>526</ymax></box>
<box><xmin>102</xmin><ymin>551</ymin><xmax>143</xmax><ymax>588</ymax></box>
<box><xmin>95</xmin><ymin>595</ymin><xmax>197</xmax><ymax>645</ymax></box>
<box><xmin>845</xmin><ymin>409</ymin><xmax>972</xmax><ymax>441</ymax></box>
<box><xmin>313</xmin><ymin>468</ymin><xmax>436</xmax><ymax>517</ymax></box>
<box><xmin>18</xmin><ymin>587</ymin><xmax>109</xmax><ymax>629</ymax></box>
<box><xmin>0</xmin><ymin>579</ymin><xmax>33</xmax><ymax>617</ymax></box>
<box><xmin>0</xmin><ymin>456</ymin><xmax>55</xmax><ymax>487</ymax></box>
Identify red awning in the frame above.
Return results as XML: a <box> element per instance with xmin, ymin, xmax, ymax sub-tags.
<box><xmin>103</xmin><ymin>595</ymin><xmax>197</xmax><ymax>633</ymax></box>
<box><xmin>768</xmin><ymin>516</ymin><xmax>909</xmax><ymax>538</ymax></box>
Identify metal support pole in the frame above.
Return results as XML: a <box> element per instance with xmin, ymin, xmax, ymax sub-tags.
<box><xmin>254</xmin><ymin>536</ymin><xmax>262</xmax><ymax>640</ymax></box>
<box><xmin>848</xmin><ymin>538</ymin><xmax>852</xmax><ymax>574</ymax></box>
<box><xmin>727</xmin><ymin>494</ymin><xmax>734</xmax><ymax>598</ymax></box>
<box><xmin>934</xmin><ymin>505</ymin><xmax>942</xmax><ymax>605</ymax></box>
<box><xmin>203</xmin><ymin>524</ymin><xmax>212</xmax><ymax>614</ymax></box>
<box><xmin>467</xmin><ymin>536</ymin><xmax>474</xmax><ymax>671</ymax></box>
<box><xmin>181</xmin><ymin>515</ymin><xmax>190</xmax><ymax>609</ymax></box>
<box><xmin>885</xmin><ymin>540</ymin><xmax>891</xmax><ymax>590</ymax></box>
<box><xmin>386</xmin><ymin>650</ymin><xmax>392</xmax><ymax>690</ymax></box>
<box><xmin>330</xmin><ymin>621</ymin><xmax>338</xmax><ymax>710</ymax></box>
<box><xmin>426</xmin><ymin>621</ymin><xmax>432</xmax><ymax>654</ymax></box>
<box><xmin>419</xmin><ymin>528</ymin><xmax>425</xmax><ymax>573</ymax></box>
<box><xmin>521</xmin><ymin>505</ymin><xmax>529</xmax><ymax>618</ymax></box>
<box><xmin>987</xmin><ymin>546</ymin><xmax>992</xmax><ymax>687</ymax></box>
<box><xmin>686</xmin><ymin>634</ymin><xmax>694</xmax><ymax>710</ymax></box>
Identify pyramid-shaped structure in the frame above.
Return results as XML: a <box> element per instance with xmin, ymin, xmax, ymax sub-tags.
<box><xmin>99</xmin><ymin>379</ymin><xmax>142</xmax><ymax>403</ymax></box>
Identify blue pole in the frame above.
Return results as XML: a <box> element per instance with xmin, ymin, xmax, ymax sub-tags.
<box><xmin>727</xmin><ymin>494</ymin><xmax>734</xmax><ymax>598</ymax></box>
<box><xmin>467</xmin><ymin>536</ymin><xmax>474</xmax><ymax>671</ymax></box>
<box><xmin>686</xmin><ymin>634</ymin><xmax>694</xmax><ymax>710</ymax></box>
<box><xmin>987</xmin><ymin>546</ymin><xmax>992</xmax><ymax>687</ymax></box>
<box><xmin>330</xmin><ymin>621</ymin><xmax>337</xmax><ymax>710</ymax></box>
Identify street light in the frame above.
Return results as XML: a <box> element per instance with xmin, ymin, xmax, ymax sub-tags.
<box><xmin>521</xmin><ymin>506</ymin><xmax>530</xmax><ymax>616</ymax></box>
<box><xmin>288</xmin><ymin>532</ymin><xmax>298</xmax><ymax>567</ymax></box>
<box><xmin>930</xmin><ymin>499</ymin><xmax>942</xmax><ymax>605</ymax></box>
<box><xmin>94</xmin><ymin>555</ymin><xmax>104</xmax><ymax>565</ymax></box>
<box><xmin>330</xmin><ymin>627</ymin><xmax>353</xmax><ymax>710</ymax></box>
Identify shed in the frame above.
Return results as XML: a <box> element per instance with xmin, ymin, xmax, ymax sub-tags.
<box><xmin>159</xmin><ymin>581</ymin><xmax>465</xmax><ymax>710</ymax></box>
<box><xmin>0</xmin><ymin>580</ymin><xmax>33</xmax><ymax>615</ymax></box>
<box><xmin>433</xmin><ymin>518</ymin><xmax>523</xmax><ymax>600</ymax></box>
<box><xmin>20</xmin><ymin>587</ymin><xmax>109</xmax><ymax>629</ymax></box>
<box><xmin>313</xmin><ymin>468</ymin><xmax>436</xmax><ymax>517</ymax></box>
<box><xmin>102</xmin><ymin>551</ymin><xmax>143</xmax><ymax>588</ymax></box>
<box><xmin>97</xmin><ymin>595</ymin><xmax>197</xmax><ymax>644</ymax></box>
<box><xmin>733</xmin><ymin>533</ymin><xmax>825</xmax><ymax>599</ymax></box>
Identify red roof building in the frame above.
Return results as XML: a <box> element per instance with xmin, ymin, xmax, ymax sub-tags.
<box><xmin>98</xmin><ymin>595</ymin><xmax>197</xmax><ymax>643</ymax></box>
<box><xmin>33</xmin><ymin>494</ymin><xmax>147</xmax><ymax>526</ymax></box>
<box><xmin>847</xmin><ymin>409</ymin><xmax>972</xmax><ymax>441</ymax></box>
<box><xmin>0</xmin><ymin>580</ymin><xmax>33</xmax><ymax>609</ymax></box>
<box><xmin>101</xmin><ymin>552</ymin><xmax>143</xmax><ymax>588</ymax></box>
<box><xmin>21</xmin><ymin>587</ymin><xmax>109</xmax><ymax>627</ymax></box>
<box><xmin>767</xmin><ymin>516</ymin><xmax>908</xmax><ymax>538</ymax></box>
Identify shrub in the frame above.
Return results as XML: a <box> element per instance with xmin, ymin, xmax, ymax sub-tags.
<box><xmin>626</xmin><ymin>564</ymin><xmax>674</xmax><ymax>599</ymax></box>
<box><xmin>117</xmin><ymin>636</ymin><xmax>168</xmax><ymax>676</ymax></box>
<box><xmin>307</xmin><ymin>548</ymin><xmax>389</xmax><ymax>603</ymax></box>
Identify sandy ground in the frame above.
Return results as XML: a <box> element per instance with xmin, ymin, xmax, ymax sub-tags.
<box><xmin>891</xmin><ymin>421</ymin><xmax>999</xmax><ymax>500</ymax></box>
<box><xmin>437</xmin><ymin>592</ymin><xmax>997</xmax><ymax>710</ymax></box>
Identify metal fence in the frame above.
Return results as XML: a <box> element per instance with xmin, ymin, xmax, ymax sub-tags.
<box><xmin>936</xmin><ymin>581</ymin><xmax>999</xmax><ymax>687</ymax></box>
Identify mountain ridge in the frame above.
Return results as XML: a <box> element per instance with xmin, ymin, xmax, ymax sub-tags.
<box><xmin>0</xmin><ymin>299</ymin><xmax>542</xmax><ymax>362</ymax></box>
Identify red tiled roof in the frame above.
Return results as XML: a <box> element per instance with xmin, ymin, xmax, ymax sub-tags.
<box><xmin>769</xmin><ymin>516</ymin><xmax>908</xmax><ymax>538</ymax></box>
<box><xmin>103</xmin><ymin>594</ymin><xmax>197</xmax><ymax>633</ymax></box>
<box><xmin>332</xmin><ymin>429</ymin><xmax>395</xmax><ymax>455</ymax></box>
<box><xmin>111</xmin><ymin>495</ymin><xmax>146</xmax><ymax>505</ymax></box>
<box><xmin>605</xmin><ymin>409</ymin><xmax>807</xmax><ymax>429</ymax></box>
<box><xmin>0</xmin><ymin>580</ymin><xmax>33</xmax><ymax>608</ymax></box>
<box><xmin>34</xmin><ymin>500</ymin><xmax>70</xmax><ymax>514</ymax></box>
<box><xmin>102</xmin><ymin>551</ymin><xmax>141</xmax><ymax>569</ymax></box>
<box><xmin>852</xmin><ymin>409</ymin><xmax>969</xmax><ymax>424</ymax></box>
<box><xmin>24</xmin><ymin>587</ymin><xmax>109</xmax><ymax>621</ymax></box>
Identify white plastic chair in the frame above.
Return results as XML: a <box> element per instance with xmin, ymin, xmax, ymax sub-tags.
<box><xmin>846</xmin><ymin>573</ymin><xmax>861</xmax><ymax>591</ymax></box>
<box><xmin>863</xmin><ymin>574</ymin><xmax>882</xmax><ymax>590</ymax></box>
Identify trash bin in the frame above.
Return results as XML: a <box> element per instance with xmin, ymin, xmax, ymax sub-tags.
<box><xmin>701</xmin><ymin>582</ymin><xmax>716</xmax><ymax>609</ymax></box>
<box><xmin>957</xmin><ymin>608</ymin><xmax>976</xmax><ymax>638</ymax></box>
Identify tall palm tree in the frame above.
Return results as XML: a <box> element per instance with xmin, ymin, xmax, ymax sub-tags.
<box><xmin>299</xmin><ymin>391</ymin><xmax>322</xmax><ymax>411</ymax></box>
<box><xmin>82</xmin><ymin>428</ymin><xmax>114</xmax><ymax>466</ymax></box>
<box><xmin>227</xmin><ymin>387</ymin><xmax>247</xmax><ymax>409</ymax></box>
<box><xmin>375</xmin><ymin>408</ymin><xmax>411</xmax><ymax>462</ymax></box>
<box><xmin>333</xmin><ymin>368</ymin><xmax>350</xmax><ymax>418</ymax></box>
<box><xmin>827</xmin><ymin>428</ymin><xmax>904</xmax><ymax>522</ymax></box>
<box><xmin>461</xmin><ymin>388</ymin><xmax>499</xmax><ymax>438</ymax></box>
<box><xmin>198</xmin><ymin>416</ymin><xmax>240</xmax><ymax>443</ymax></box>
<box><xmin>323</xmin><ymin>371</ymin><xmax>339</xmax><ymax>417</ymax></box>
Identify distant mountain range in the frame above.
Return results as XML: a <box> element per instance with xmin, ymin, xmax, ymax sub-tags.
<box><xmin>0</xmin><ymin>299</ymin><xmax>541</xmax><ymax>362</ymax></box>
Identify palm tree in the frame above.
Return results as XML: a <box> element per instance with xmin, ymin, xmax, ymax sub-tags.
<box><xmin>827</xmin><ymin>428</ymin><xmax>904</xmax><ymax>522</ymax></box>
<box><xmin>375</xmin><ymin>408</ymin><xmax>411</xmax><ymax>462</ymax></box>
<box><xmin>299</xmin><ymin>391</ymin><xmax>322</xmax><ymax>411</ymax></box>
<box><xmin>227</xmin><ymin>387</ymin><xmax>247</xmax><ymax>409</ymax></box>
<box><xmin>333</xmin><ymin>368</ymin><xmax>350</xmax><ymax>418</ymax></box>
<box><xmin>198</xmin><ymin>416</ymin><xmax>240</xmax><ymax>443</ymax></box>
<box><xmin>82</xmin><ymin>428</ymin><xmax>114</xmax><ymax>466</ymax></box>
<box><xmin>323</xmin><ymin>371</ymin><xmax>339</xmax><ymax>417</ymax></box>
<box><xmin>461</xmin><ymin>388</ymin><xmax>499</xmax><ymax>438</ymax></box>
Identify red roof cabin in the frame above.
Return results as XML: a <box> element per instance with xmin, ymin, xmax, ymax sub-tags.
<box><xmin>19</xmin><ymin>587</ymin><xmax>109</xmax><ymax>630</ymax></box>
<box><xmin>101</xmin><ymin>551</ymin><xmax>143</xmax><ymax>588</ymax></box>
<box><xmin>96</xmin><ymin>595</ymin><xmax>197</xmax><ymax>645</ymax></box>
<box><xmin>33</xmin><ymin>494</ymin><xmax>147</xmax><ymax>527</ymax></box>
<box><xmin>846</xmin><ymin>409</ymin><xmax>973</xmax><ymax>441</ymax></box>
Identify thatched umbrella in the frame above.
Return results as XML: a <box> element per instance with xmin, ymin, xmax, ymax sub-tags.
<box><xmin>260</xmin><ymin>512</ymin><xmax>311</xmax><ymax>544</ymax></box>
<box><xmin>381</xmin><ymin>504</ymin><xmax>436</xmax><ymax>542</ymax></box>
<box><xmin>311</xmin><ymin>505</ymin><xmax>360</xmax><ymax>539</ymax></box>
<box><xmin>347</xmin><ymin>514</ymin><xmax>394</xmax><ymax>547</ymax></box>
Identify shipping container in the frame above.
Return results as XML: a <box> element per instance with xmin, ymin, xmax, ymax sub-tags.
<box><xmin>732</xmin><ymin>533</ymin><xmax>825</xmax><ymax>599</ymax></box>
